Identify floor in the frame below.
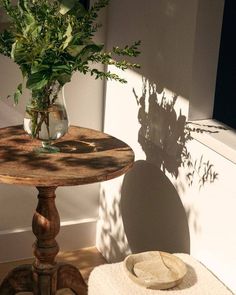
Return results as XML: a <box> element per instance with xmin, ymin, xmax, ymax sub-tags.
<box><xmin>0</xmin><ymin>247</ymin><xmax>107</xmax><ymax>294</ymax></box>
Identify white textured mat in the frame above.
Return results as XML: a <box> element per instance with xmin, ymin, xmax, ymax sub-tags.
<box><xmin>88</xmin><ymin>253</ymin><xmax>234</xmax><ymax>295</ymax></box>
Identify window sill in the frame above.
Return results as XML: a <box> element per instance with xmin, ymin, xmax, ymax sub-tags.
<box><xmin>188</xmin><ymin>119</ymin><xmax>236</xmax><ymax>165</ymax></box>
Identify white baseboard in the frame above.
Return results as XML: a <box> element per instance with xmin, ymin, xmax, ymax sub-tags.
<box><xmin>0</xmin><ymin>218</ymin><xmax>97</xmax><ymax>263</ymax></box>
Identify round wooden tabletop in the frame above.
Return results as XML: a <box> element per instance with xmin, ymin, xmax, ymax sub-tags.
<box><xmin>0</xmin><ymin>125</ymin><xmax>134</xmax><ymax>187</ymax></box>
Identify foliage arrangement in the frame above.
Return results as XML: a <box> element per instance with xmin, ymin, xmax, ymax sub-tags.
<box><xmin>0</xmin><ymin>0</ymin><xmax>140</xmax><ymax>138</ymax></box>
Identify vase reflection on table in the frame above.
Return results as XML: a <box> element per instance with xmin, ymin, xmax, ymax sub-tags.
<box><xmin>23</xmin><ymin>83</ymin><xmax>69</xmax><ymax>153</ymax></box>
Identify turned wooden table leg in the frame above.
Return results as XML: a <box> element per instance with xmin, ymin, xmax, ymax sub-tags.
<box><xmin>32</xmin><ymin>186</ymin><xmax>60</xmax><ymax>295</ymax></box>
<box><xmin>0</xmin><ymin>186</ymin><xmax>87</xmax><ymax>295</ymax></box>
<box><xmin>32</xmin><ymin>186</ymin><xmax>87</xmax><ymax>295</ymax></box>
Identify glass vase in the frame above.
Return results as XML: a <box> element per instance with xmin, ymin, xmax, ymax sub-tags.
<box><xmin>24</xmin><ymin>84</ymin><xmax>69</xmax><ymax>153</ymax></box>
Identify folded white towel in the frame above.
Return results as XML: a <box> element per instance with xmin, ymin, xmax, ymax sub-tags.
<box><xmin>88</xmin><ymin>253</ymin><xmax>234</xmax><ymax>295</ymax></box>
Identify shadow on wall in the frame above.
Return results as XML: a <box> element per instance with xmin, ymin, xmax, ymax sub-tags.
<box><xmin>120</xmin><ymin>77</ymin><xmax>220</xmax><ymax>255</ymax></box>
<box><xmin>121</xmin><ymin>160</ymin><xmax>190</xmax><ymax>254</ymax></box>
<box><xmin>97</xmin><ymin>77</ymin><xmax>223</xmax><ymax>262</ymax></box>
<box><xmin>133</xmin><ymin>78</ymin><xmax>220</xmax><ymax>188</ymax></box>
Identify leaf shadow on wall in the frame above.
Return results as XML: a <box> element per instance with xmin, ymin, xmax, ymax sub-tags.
<box><xmin>120</xmin><ymin>77</ymin><xmax>220</xmax><ymax>254</ymax></box>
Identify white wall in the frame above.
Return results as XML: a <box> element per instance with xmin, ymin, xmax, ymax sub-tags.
<box><xmin>96</xmin><ymin>0</ymin><xmax>236</xmax><ymax>293</ymax></box>
<box><xmin>97</xmin><ymin>0</ymin><xmax>199</xmax><ymax>260</ymax></box>
<box><xmin>0</xmin><ymin>1</ymin><xmax>107</xmax><ymax>261</ymax></box>
<box><xmin>174</xmin><ymin>138</ymin><xmax>236</xmax><ymax>292</ymax></box>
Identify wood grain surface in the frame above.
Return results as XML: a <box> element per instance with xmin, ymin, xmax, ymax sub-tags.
<box><xmin>0</xmin><ymin>125</ymin><xmax>134</xmax><ymax>186</ymax></box>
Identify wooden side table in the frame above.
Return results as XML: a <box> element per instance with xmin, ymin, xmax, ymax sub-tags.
<box><xmin>0</xmin><ymin>125</ymin><xmax>134</xmax><ymax>295</ymax></box>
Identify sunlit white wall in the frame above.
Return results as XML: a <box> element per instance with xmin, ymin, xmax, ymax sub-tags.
<box><xmin>96</xmin><ymin>0</ymin><xmax>236</xmax><ymax>293</ymax></box>
<box><xmin>0</xmin><ymin>0</ymin><xmax>107</xmax><ymax>261</ymax></box>
<box><xmin>97</xmin><ymin>0</ymin><xmax>198</xmax><ymax>260</ymax></box>
<box><xmin>172</xmin><ymin>139</ymin><xmax>236</xmax><ymax>292</ymax></box>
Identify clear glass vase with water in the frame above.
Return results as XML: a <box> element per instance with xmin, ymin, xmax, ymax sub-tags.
<box><xmin>24</xmin><ymin>83</ymin><xmax>69</xmax><ymax>153</ymax></box>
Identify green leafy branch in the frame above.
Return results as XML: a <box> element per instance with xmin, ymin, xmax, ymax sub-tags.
<box><xmin>113</xmin><ymin>41</ymin><xmax>141</xmax><ymax>57</ymax></box>
<box><xmin>0</xmin><ymin>0</ymin><xmax>141</xmax><ymax>105</ymax></box>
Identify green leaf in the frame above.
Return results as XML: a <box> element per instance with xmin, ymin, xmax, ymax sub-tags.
<box><xmin>23</xmin><ymin>13</ymin><xmax>39</xmax><ymax>37</ymax></box>
<box><xmin>13</xmin><ymin>83</ymin><xmax>23</xmax><ymax>105</ymax></box>
<box><xmin>24</xmin><ymin>13</ymin><xmax>35</xmax><ymax>26</ymax></box>
<box><xmin>62</xmin><ymin>23</ymin><xmax>73</xmax><ymax>50</ymax></box>
<box><xmin>20</xmin><ymin>64</ymin><xmax>29</xmax><ymax>77</ymax></box>
<box><xmin>52</xmin><ymin>64</ymin><xmax>71</xmax><ymax>73</ymax></box>
<box><xmin>59</xmin><ymin>0</ymin><xmax>76</xmax><ymax>15</ymax></box>
<box><xmin>80</xmin><ymin>43</ymin><xmax>104</xmax><ymax>62</ymax></box>
<box><xmin>11</xmin><ymin>41</ymin><xmax>27</xmax><ymax>63</ymax></box>
<box><xmin>67</xmin><ymin>45</ymin><xmax>87</xmax><ymax>57</ymax></box>
<box><xmin>26</xmin><ymin>71</ymin><xmax>49</xmax><ymax>90</ymax></box>
<box><xmin>18</xmin><ymin>0</ymin><xmax>30</xmax><ymax>12</ymax></box>
<box><xmin>51</xmin><ymin>64</ymin><xmax>72</xmax><ymax>84</ymax></box>
<box><xmin>0</xmin><ymin>30</ymin><xmax>14</xmax><ymax>57</ymax></box>
<box><xmin>69</xmin><ymin>32</ymin><xmax>84</xmax><ymax>45</ymax></box>
<box><xmin>87</xmin><ymin>43</ymin><xmax>104</xmax><ymax>53</ymax></box>
<box><xmin>57</xmin><ymin>73</ymin><xmax>72</xmax><ymax>85</ymax></box>
<box><xmin>31</xmin><ymin>64</ymin><xmax>50</xmax><ymax>74</ymax></box>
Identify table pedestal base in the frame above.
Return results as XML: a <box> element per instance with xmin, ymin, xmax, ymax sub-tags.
<box><xmin>0</xmin><ymin>263</ymin><xmax>87</xmax><ymax>295</ymax></box>
<box><xmin>0</xmin><ymin>186</ymin><xmax>87</xmax><ymax>295</ymax></box>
